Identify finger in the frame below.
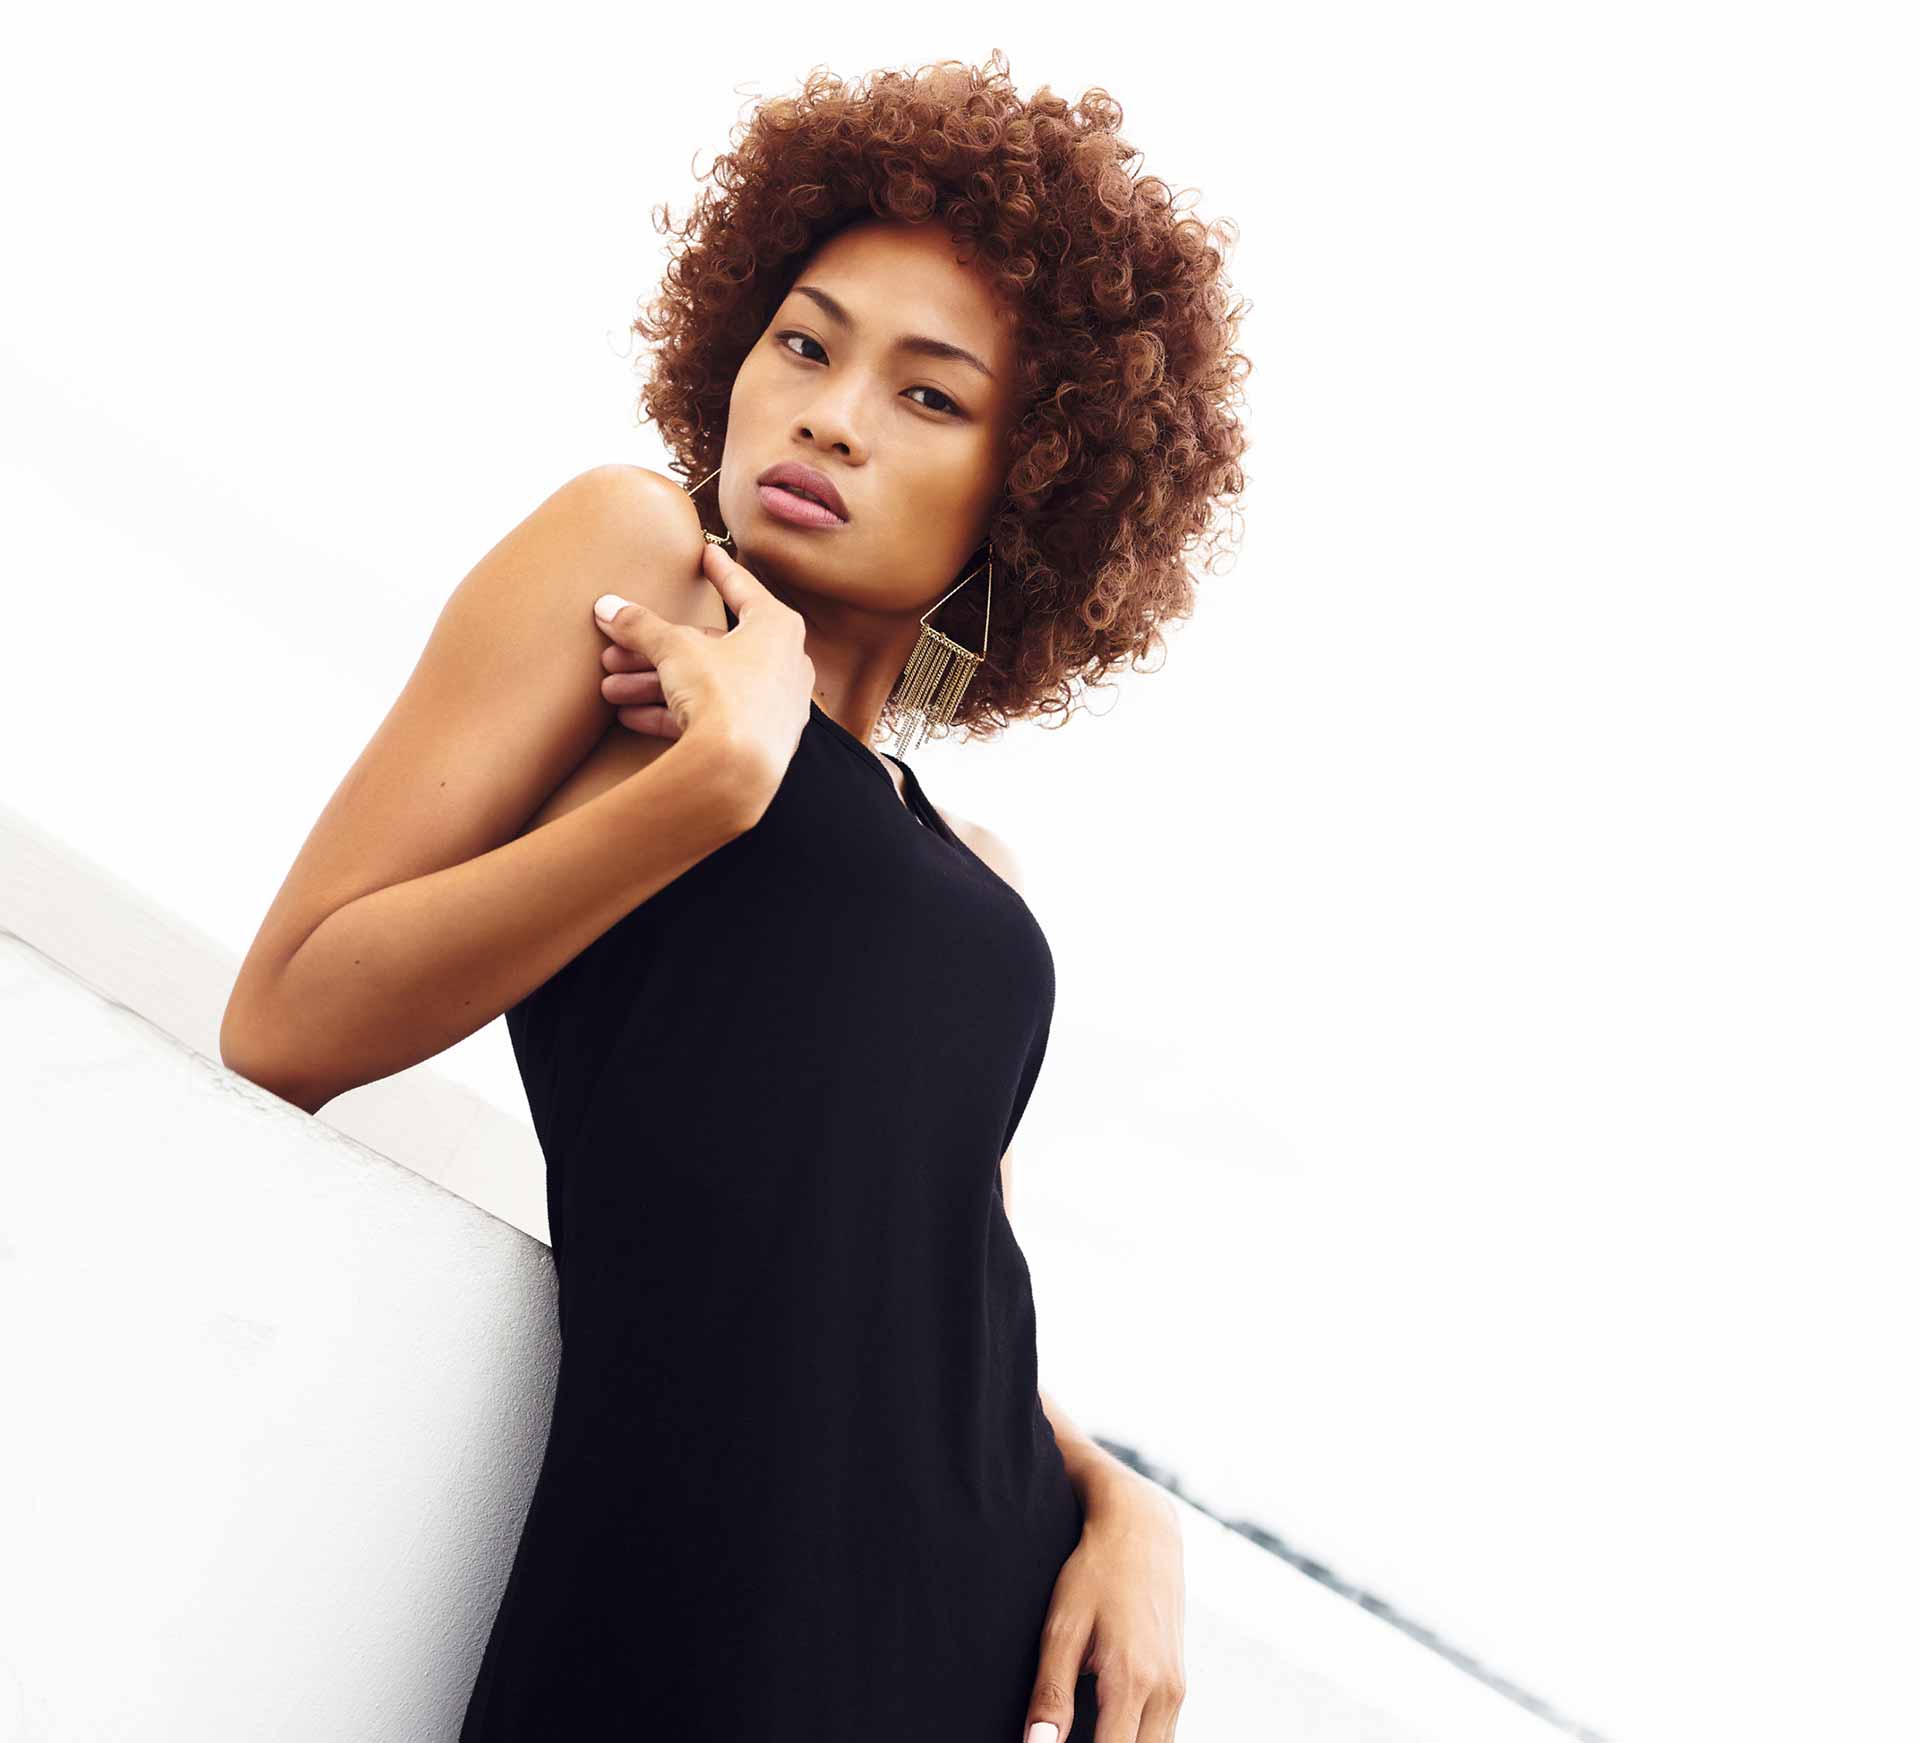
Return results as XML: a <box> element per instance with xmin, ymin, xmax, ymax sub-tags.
<box><xmin>1136</xmin><ymin>1678</ymin><xmax>1185</xmax><ymax>1743</ymax></box>
<box><xmin>1091</xmin><ymin>1669</ymin><xmax>1150</xmax><ymax>1743</ymax></box>
<box><xmin>591</xmin><ymin>592</ymin><xmax>668</xmax><ymax>659</ymax></box>
<box><xmin>601</xmin><ymin>627</ymin><xmax>718</xmax><ymax>670</ymax></box>
<box><xmin>601</xmin><ymin>642</ymin><xmax>656</xmax><ymax>673</ymax></box>
<box><xmin>601</xmin><ymin>670</ymin><xmax>665</xmax><ymax>707</ymax></box>
<box><xmin>614</xmin><ymin>703</ymin><xmax>680</xmax><ymax>738</ymax></box>
<box><xmin>1022</xmin><ymin>1621</ymin><xmax>1090</xmax><ymax>1743</ymax></box>
<box><xmin>699</xmin><ymin>540</ymin><xmax>772</xmax><ymax>615</ymax></box>
<box><xmin>602</xmin><ymin>629</ymin><xmax>718</xmax><ymax>673</ymax></box>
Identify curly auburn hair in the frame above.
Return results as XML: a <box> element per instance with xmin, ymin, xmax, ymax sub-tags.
<box><xmin>631</xmin><ymin>49</ymin><xmax>1251</xmax><ymax>738</ymax></box>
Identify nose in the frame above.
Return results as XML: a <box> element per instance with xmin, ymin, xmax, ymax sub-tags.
<box><xmin>796</xmin><ymin>420</ymin><xmax>863</xmax><ymax>464</ymax></box>
<box><xmin>792</xmin><ymin>380</ymin><xmax>867</xmax><ymax>463</ymax></box>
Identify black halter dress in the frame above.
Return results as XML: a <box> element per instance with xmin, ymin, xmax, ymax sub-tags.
<box><xmin>459</xmin><ymin>669</ymin><xmax>1098</xmax><ymax>1737</ymax></box>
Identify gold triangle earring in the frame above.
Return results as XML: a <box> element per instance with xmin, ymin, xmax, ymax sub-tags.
<box><xmin>687</xmin><ymin>463</ymin><xmax>733</xmax><ymax>547</ymax></box>
<box><xmin>887</xmin><ymin>551</ymin><xmax>993</xmax><ymax>756</ymax></box>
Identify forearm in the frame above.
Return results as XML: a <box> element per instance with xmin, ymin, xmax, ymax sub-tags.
<box><xmin>1039</xmin><ymin>1386</ymin><xmax>1155</xmax><ymax>1518</ymax></box>
<box><xmin>226</xmin><ymin>736</ymin><xmax>749</xmax><ymax>1113</ymax></box>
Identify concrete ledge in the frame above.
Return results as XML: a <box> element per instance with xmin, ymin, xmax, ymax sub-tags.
<box><xmin>2</xmin><ymin>810</ymin><xmax>1570</xmax><ymax>1739</ymax></box>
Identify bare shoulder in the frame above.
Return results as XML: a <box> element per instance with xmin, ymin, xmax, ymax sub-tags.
<box><xmin>575</xmin><ymin>460</ymin><xmax>698</xmax><ymax>517</ymax></box>
<box><xmin>568</xmin><ymin>462</ymin><xmax>705</xmax><ymax>563</ymax></box>
<box><xmin>544</xmin><ymin>462</ymin><xmax>721</xmax><ymax>634</ymax></box>
<box><xmin>950</xmin><ymin>815</ymin><xmax>1026</xmax><ymax>898</ymax></box>
<box><xmin>222</xmin><ymin>460</ymin><xmax>716</xmax><ymax>1047</ymax></box>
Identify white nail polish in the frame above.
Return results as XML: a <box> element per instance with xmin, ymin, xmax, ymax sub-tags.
<box><xmin>594</xmin><ymin>593</ymin><xmax>632</xmax><ymax>620</ymax></box>
<box><xmin>1027</xmin><ymin>1724</ymin><xmax>1059</xmax><ymax>1743</ymax></box>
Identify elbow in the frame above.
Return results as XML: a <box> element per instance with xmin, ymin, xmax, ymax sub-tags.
<box><xmin>218</xmin><ymin>999</ymin><xmax>266</xmax><ymax>1088</ymax></box>
<box><xmin>219</xmin><ymin>996</ymin><xmax>333</xmax><ymax>1116</ymax></box>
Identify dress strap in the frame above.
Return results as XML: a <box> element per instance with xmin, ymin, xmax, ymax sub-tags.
<box><xmin>883</xmin><ymin>753</ymin><xmax>958</xmax><ymax>845</ymax></box>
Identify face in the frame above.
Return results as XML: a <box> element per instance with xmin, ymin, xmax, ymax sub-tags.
<box><xmin>716</xmin><ymin>217</ymin><xmax>1021</xmax><ymax>620</ymax></box>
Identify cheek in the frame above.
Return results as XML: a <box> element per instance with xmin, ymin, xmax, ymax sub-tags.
<box><xmin>729</xmin><ymin>350</ymin><xmax>774</xmax><ymax>413</ymax></box>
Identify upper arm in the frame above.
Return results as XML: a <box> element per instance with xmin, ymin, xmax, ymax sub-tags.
<box><xmin>224</xmin><ymin>463</ymin><xmax>708</xmax><ymax>1036</ymax></box>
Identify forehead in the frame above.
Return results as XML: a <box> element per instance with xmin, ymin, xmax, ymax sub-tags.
<box><xmin>790</xmin><ymin>219</ymin><xmax>1018</xmax><ymax>367</ymax></box>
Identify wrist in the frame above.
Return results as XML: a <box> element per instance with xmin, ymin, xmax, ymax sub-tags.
<box><xmin>675</xmin><ymin>725</ymin><xmax>775</xmax><ymax>836</ymax></box>
<box><xmin>1077</xmin><ymin>1453</ymin><xmax>1156</xmax><ymax>1521</ymax></box>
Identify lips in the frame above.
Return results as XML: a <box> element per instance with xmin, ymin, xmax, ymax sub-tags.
<box><xmin>755</xmin><ymin>461</ymin><xmax>850</xmax><ymax>522</ymax></box>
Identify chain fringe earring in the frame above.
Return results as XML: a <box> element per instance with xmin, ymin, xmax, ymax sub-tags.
<box><xmin>887</xmin><ymin>552</ymin><xmax>992</xmax><ymax>757</ymax></box>
<box><xmin>687</xmin><ymin>463</ymin><xmax>733</xmax><ymax>547</ymax></box>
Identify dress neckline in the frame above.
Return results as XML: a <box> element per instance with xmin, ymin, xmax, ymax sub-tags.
<box><xmin>807</xmin><ymin>700</ymin><xmax>952</xmax><ymax>841</ymax></box>
<box><xmin>716</xmin><ymin>601</ymin><xmax>951</xmax><ymax>838</ymax></box>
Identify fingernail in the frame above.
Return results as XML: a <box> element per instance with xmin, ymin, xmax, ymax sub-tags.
<box><xmin>1027</xmin><ymin>1725</ymin><xmax>1059</xmax><ymax>1743</ymax></box>
<box><xmin>593</xmin><ymin>593</ymin><xmax>632</xmax><ymax>620</ymax></box>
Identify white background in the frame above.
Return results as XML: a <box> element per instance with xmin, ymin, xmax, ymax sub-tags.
<box><xmin>4</xmin><ymin>7</ymin><xmax>1915</xmax><ymax>1740</ymax></box>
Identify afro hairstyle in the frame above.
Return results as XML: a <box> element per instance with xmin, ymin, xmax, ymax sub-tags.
<box><xmin>631</xmin><ymin>48</ymin><xmax>1251</xmax><ymax>737</ymax></box>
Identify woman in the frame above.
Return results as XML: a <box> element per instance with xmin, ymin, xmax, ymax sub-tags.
<box><xmin>222</xmin><ymin>51</ymin><xmax>1245</xmax><ymax>1742</ymax></box>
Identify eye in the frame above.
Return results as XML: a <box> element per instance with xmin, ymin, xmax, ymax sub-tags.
<box><xmin>773</xmin><ymin>332</ymin><xmax>966</xmax><ymax>418</ymax></box>
<box><xmin>904</xmin><ymin>384</ymin><xmax>963</xmax><ymax>417</ymax></box>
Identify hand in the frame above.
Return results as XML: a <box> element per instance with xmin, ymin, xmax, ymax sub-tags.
<box><xmin>1022</xmin><ymin>1474</ymin><xmax>1188</xmax><ymax>1742</ymax></box>
<box><xmin>597</xmin><ymin>608</ymin><xmax>722</xmax><ymax>741</ymax></box>
<box><xmin>591</xmin><ymin>541</ymin><xmax>814</xmax><ymax>805</ymax></box>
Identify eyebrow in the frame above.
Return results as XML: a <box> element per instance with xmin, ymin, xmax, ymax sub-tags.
<box><xmin>788</xmin><ymin>284</ymin><xmax>998</xmax><ymax>383</ymax></box>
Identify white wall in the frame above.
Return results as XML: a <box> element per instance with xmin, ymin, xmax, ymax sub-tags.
<box><xmin>0</xmin><ymin>931</ymin><xmax>559</xmax><ymax>1741</ymax></box>
<box><xmin>4</xmin><ymin>10</ymin><xmax>1917</xmax><ymax>1740</ymax></box>
<box><xmin>0</xmin><ymin>845</ymin><xmax>1565</xmax><ymax>1741</ymax></box>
